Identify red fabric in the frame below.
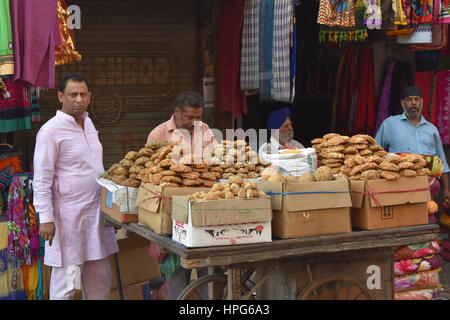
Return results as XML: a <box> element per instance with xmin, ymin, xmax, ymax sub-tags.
<box><xmin>216</xmin><ymin>0</ymin><xmax>247</xmax><ymax>118</ymax></box>
<box><xmin>353</xmin><ymin>45</ymin><xmax>376</xmax><ymax>136</ymax></box>
<box><xmin>414</xmin><ymin>71</ymin><xmax>433</xmax><ymax>121</ymax></box>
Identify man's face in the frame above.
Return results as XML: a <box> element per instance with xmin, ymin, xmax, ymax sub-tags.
<box><xmin>174</xmin><ymin>106</ymin><xmax>203</xmax><ymax>131</ymax></box>
<box><xmin>278</xmin><ymin>117</ymin><xmax>294</xmax><ymax>144</ymax></box>
<box><xmin>401</xmin><ymin>96</ymin><xmax>423</xmax><ymax>119</ymax></box>
<box><xmin>58</xmin><ymin>80</ymin><xmax>91</xmax><ymax>118</ymax></box>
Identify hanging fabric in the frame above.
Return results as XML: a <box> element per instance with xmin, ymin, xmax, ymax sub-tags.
<box><xmin>0</xmin><ymin>78</ymin><xmax>31</xmax><ymax>133</ymax></box>
<box><xmin>259</xmin><ymin>0</ymin><xmax>275</xmax><ymax>100</ymax></box>
<box><xmin>240</xmin><ymin>0</ymin><xmax>260</xmax><ymax>91</ymax></box>
<box><xmin>217</xmin><ymin>0</ymin><xmax>248</xmax><ymax>118</ymax></box>
<box><xmin>271</xmin><ymin>0</ymin><xmax>294</xmax><ymax>102</ymax></box>
<box><xmin>432</xmin><ymin>70</ymin><xmax>450</xmax><ymax>145</ymax></box>
<box><xmin>414</xmin><ymin>71</ymin><xmax>434</xmax><ymax>120</ymax></box>
<box><xmin>393</xmin><ymin>0</ymin><xmax>408</xmax><ymax>25</ymax></box>
<box><xmin>29</xmin><ymin>88</ymin><xmax>41</xmax><ymax>124</ymax></box>
<box><xmin>290</xmin><ymin>0</ymin><xmax>297</xmax><ymax>102</ymax></box>
<box><xmin>375</xmin><ymin>60</ymin><xmax>395</xmax><ymax>132</ymax></box>
<box><xmin>0</xmin><ymin>0</ymin><xmax>14</xmax><ymax>76</ymax></box>
<box><xmin>363</xmin><ymin>0</ymin><xmax>382</xmax><ymax>29</ymax></box>
<box><xmin>10</xmin><ymin>0</ymin><xmax>60</xmax><ymax>88</ymax></box>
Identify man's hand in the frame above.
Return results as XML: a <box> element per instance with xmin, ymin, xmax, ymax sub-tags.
<box><xmin>40</xmin><ymin>222</ymin><xmax>56</xmax><ymax>246</ymax></box>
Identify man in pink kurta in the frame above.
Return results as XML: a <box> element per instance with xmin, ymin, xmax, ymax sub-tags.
<box><xmin>33</xmin><ymin>73</ymin><xmax>118</xmax><ymax>300</ymax></box>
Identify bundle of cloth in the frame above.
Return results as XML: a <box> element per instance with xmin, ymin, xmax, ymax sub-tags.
<box><xmin>393</xmin><ymin>241</ymin><xmax>443</xmax><ymax>300</ymax></box>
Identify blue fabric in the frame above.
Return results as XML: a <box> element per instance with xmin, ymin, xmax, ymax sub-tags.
<box><xmin>259</xmin><ymin>0</ymin><xmax>274</xmax><ymax>100</ymax></box>
<box><xmin>0</xmin><ymin>289</ymin><xmax>26</xmax><ymax>300</ymax></box>
<box><xmin>375</xmin><ymin>113</ymin><xmax>450</xmax><ymax>173</ymax></box>
<box><xmin>267</xmin><ymin>107</ymin><xmax>290</xmax><ymax>130</ymax></box>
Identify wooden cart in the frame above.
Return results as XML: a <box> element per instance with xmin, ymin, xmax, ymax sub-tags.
<box><xmin>103</xmin><ymin>214</ymin><xmax>439</xmax><ymax>300</ymax></box>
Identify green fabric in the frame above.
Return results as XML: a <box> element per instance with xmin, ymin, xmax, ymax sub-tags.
<box><xmin>0</xmin><ymin>0</ymin><xmax>13</xmax><ymax>56</ymax></box>
<box><xmin>159</xmin><ymin>253</ymin><xmax>182</xmax><ymax>277</ymax></box>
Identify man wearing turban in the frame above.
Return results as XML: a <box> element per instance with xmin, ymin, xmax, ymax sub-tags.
<box><xmin>375</xmin><ymin>85</ymin><xmax>450</xmax><ymax>206</ymax></box>
<box><xmin>259</xmin><ymin>107</ymin><xmax>304</xmax><ymax>154</ymax></box>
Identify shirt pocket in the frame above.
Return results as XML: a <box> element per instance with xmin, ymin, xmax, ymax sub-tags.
<box><xmin>419</xmin><ymin>129</ymin><xmax>436</xmax><ymax>155</ymax></box>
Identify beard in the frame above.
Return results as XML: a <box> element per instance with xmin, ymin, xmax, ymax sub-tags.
<box><xmin>279</xmin><ymin>131</ymin><xmax>294</xmax><ymax>144</ymax></box>
<box><xmin>403</xmin><ymin>105</ymin><xmax>422</xmax><ymax>119</ymax></box>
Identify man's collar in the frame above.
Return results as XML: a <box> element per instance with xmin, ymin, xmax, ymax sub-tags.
<box><xmin>56</xmin><ymin>110</ymin><xmax>88</xmax><ymax>123</ymax></box>
<box><xmin>167</xmin><ymin>114</ymin><xmax>177</xmax><ymax>132</ymax></box>
<box><xmin>400</xmin><ymin>112</ymin><xmax>427</xmax><ymax>125</ymax></box>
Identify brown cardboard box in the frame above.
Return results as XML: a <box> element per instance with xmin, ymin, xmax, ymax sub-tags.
<box><xmin>350</xmin><ymin>176</ymin><xmax>430</xmax><ymax>230</ymax></box>
<box><xmin>101</xmin><ymin>186</ymin><xmax>139</xmax><ymax>223</ymax></box>
<box><xmin>136</xmin><ymin>183</ymin><xmax>210</xmax><ymax>235</ymax></box>
<box><xmin>172</xmin><ymin>196</ymin><xmax>272</xmax><ymax>227</ymax></box>
<box><xmin>110</xmin><ymin>235</ymin><xmax>161</xmax><ymax>290</ymax></box>
<box><xmin>258</xmin><ymin>179</ymin><xmax>352</xmax><ymax>238</ymax></box>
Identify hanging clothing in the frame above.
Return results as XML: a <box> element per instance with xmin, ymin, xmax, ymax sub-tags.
<box><xmin>271</xmin><ymin>0</ymin><xmax>294</xmax><ymax>102</ymax></box>
<box><xmin>240</xmin><ymin>0</ymin><xmax>260</xmax><ymax>91</ymax></box>
<box><xmin>353</xmin><ymin>45</ymin><xmax>376</xmax><ymax>135</ymax></box>
<box><xmin>363</xmin><ymin>0</ymin><xmax>383</xmax><ymax>29</ymax></box>
<box><xmin>432</xmin><ymin>70</ymin><xmax>450</xmax><ymax>145</ymax></box>
<box><xmin>376</xmin><ymin>60</ymin><xmax>396</xmax><ymax>132</ymax></box>
<box><xmin>259</xmin><ymin>0</ymin><xmax>275</xmax><ymax>100</ymax></box>
<box><xmin>217</xmin><ymin>0</ymin><xmax>247</xmax><ymax>118</ymax></box>
<box><xmin>414</xmin><ymin>71</ymin><xmax>433</xmax><ymax>120</ymax></box>
<box><xmin>290</xmin><ymin>1</ymin><xmax>297</xmax><ymax>102</ymax></box>
<box><xmin>0</xmin><ymin>0</ymin><xmax>14</xmax><ymax>75</ymax></box>
<box><xmin>29</xmin><ymin>87</ymin><xmax>41</xmax><ymax>124</ymax></box>
<box><xmin>0</xmin><ymin>78</ymin><xmax>31</xmax><ymax>133</ymax></box>
<box><xmin>10</xmin><ymin>0</ymin><xmax>61</xmax><ymax>88</ymax></box>
<box><xmin>33</xmin><ymin>110</ymin><xmax>118</xmax><ymax>268</ymax></box>
<box><xmin>55</xmin><ymin>0</ymin><xmax>82</xmax><ymax>66</ymax></box>
<box><xmin>393</xmin><ymin>0</ymin><xmax>408</xmax><ymax>25</ymax></box>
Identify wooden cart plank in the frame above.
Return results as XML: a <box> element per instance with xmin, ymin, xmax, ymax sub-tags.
<box><xmin>103</xmin><ymin>213</ymin><xmax>440</xmax><ymax>266</ymax></box>
<box><xmin>180</xmin><ymin>233</ymin><xmax>438</xmax><ymax>269</ymax></box>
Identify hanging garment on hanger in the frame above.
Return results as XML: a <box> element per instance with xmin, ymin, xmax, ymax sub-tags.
<box><xmin>432</xmin><ymin>70</ymin><xmax>450</xmax><ymax>145</ymax></box>
<box><xmin>290</xmin><ymin>0</ymin><xmax>297</xmax><ymax>103</ymax></box>
<box><xmin>259</xmin><ymin>0</ymin><xmax>275</xmax><ymax>100</ymax></box>
<box><xmin>393</xmin><ymin>0</ymin><xmax>408</xmax><ymax>25</ymax></box>
<box><xmin>271</xmin><ymin>0</ymin><xmax>294</xmax><ymax>102</ymax></box>
<box><xmin>436</xmin><ymin>0</ymin><xmax>450</xmax><ymax>24</ymax></box>
<box><xmin>10</xmin><ymin>0</ymin><xmax>60</xmax><ymax>88</ymax></box>
<box><xmin>363</xmin><ymin>0</ymin><xmax>383</xmax><ymax>29</ymax></box>
<box><xmin>29</xmin><ymin>87</ymin><xmax>40</xmax><ymax>123</ymax></box>
<box><xmin>217</xmin><ymin>0</ymin><xmax>248</xmax><ymax>118</ymax></box>
<box><xmin>376</xmin><ymin>60</ymin><xmax>396</xmax><ymax>132</ymax></box>
<box><xmin>0</xmin><ymin>0</ymin><xmax>14</xmax><ymax>76</ymax></box>
<box><xmin>55</xmin><ymin>0</ymin><xmax>81</xmax><ymax>66</ymax></box>
<box><xmin>414</xmin><ymin>71</ymin><xmax>433</xmax><ymax>120</ymax></box>
<box><xmin>0</xmin><ymin>78</ymin><xmax>31</xmax><ymax>133</ymax></box>
<box><xmin>240</xmin><ymin>0</ymin><xmax>260</xmax><ymax>91</ymax></box>
<box><xmin>410</xmin><ymin>0</ymin><xmax>434</xmax><ymax>24</ymax></box>
<box><xmin>354</xmin><ymin>45</ymin><xmax>376</xmax><ymax>135</ymax></box>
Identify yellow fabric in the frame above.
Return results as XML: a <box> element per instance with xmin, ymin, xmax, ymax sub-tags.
<box><xmin>393</xmin><ymin>0</ymin><xmax>408</xmax><ymax>25</ymax></box>
<box><xmin>54</xmin><ymin>0</ymin><xmax>81</xmax><ymax>66</ymax></box>
<box><xmin>0</xmin><ymin>222</ymin><xmax>7</xmax><ymax>250</ymax></box>
<box><xmin>21</xmin><ymin>261</ymin><xmax>38</xmax><ymax>300</ymax></box>
<box><xmin>0</xmin><ymin>259</ymin><xmax>25</xmax><ymax>298</ymax></box>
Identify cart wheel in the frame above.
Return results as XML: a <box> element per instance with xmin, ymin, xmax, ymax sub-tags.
<box><xmin>177</xmin><ymin>274</ymin><xmax>228</xmax><ymax>300</ymax></box>
<box><xmin>297</xmin><ymin>275</ymin><xmax>373</xmax><ymax>300</ymax></box>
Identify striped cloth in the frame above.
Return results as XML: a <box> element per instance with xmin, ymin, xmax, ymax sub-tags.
<box><xmin>240</xmin><ymin>0</ymin><xmax>260</xmax><ymax>90</ymax></box>
<box><xmin>29</xmin><ymin>87</ymin><xmax>40</xmax><ymax>123</ymax></box>
<box><xmin>259</xmin><ymin>0</ymin><xmax>275</xmax><ymax>101</ymax></box>
<box><xmin>271</xmin><ymin>0</ymin><xmax>293</xmax><ymax>102</ymax></box>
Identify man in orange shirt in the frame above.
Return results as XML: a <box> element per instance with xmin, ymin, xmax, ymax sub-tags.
<box><xmin>147</xmin><ymin>90</ymin><xmax>216</xmax><ymax>162</ymax></box>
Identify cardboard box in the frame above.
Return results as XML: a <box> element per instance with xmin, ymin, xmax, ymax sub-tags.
<box><xmin>350</xmin><ymin>176</ymin><xmax>430</xmax><ymax>230</ymax></box>
<box><xmin>136</xmin><ymin>183</ymin><xmax>210</xmax><ymax>235</ymax></box>
<box><xmin>96</xmin><ymin>176</ymin><xmax>139</xmax><ymax>223</ymax></box>
<box><xmin>171</xmin><ymin>196</ymin><xmax>272</xmax><ymax>247</ymax></box>
<box><xmin>110</xmin><ymin>235</ymin><xmax>161</xmax><ymax>290</ymax></box>
<box><xmin>101</xmin><ymin>187</ymin><xmax>139</xmax><ymax>223</ymax></box>
<box><xmin>258</xmin><ymin>179</ymin><xmax>352</xmax><ymax>238</ymax></box>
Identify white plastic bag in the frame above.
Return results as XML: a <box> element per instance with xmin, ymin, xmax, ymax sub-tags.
<box><xmin>259</xmin><ymin>147</ymin><xmax>317</xmax><ymax>176</ymax></box>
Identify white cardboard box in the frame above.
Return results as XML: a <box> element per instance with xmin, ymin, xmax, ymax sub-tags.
<box><xmin>171</xmin><ymin>196</ymin><xmax>272</xmax><ymax>247</ymax></box>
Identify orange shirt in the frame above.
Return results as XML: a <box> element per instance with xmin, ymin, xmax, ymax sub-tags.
<box><xmin>147</xmin><ymin>114</ymin><xmax>217</xmax><ymax>156</ymax></box>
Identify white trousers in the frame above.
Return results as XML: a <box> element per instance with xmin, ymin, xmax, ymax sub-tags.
<box><xmin>49</xmin><ymin>257</ymin><xmax>112</xmax><ymax>300</ymax></box>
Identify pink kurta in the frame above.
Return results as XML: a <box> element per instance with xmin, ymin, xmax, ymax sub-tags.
<box><xmin>33</xmin><ymin>110</ymin><xmax>118</xmax><ymax>267</ymax></box>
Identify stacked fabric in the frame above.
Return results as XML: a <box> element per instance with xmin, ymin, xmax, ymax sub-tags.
<box><xmin>394</xmin><ymin>241</ymin><xmax>443</xmax><ymax>300</ymax></box>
